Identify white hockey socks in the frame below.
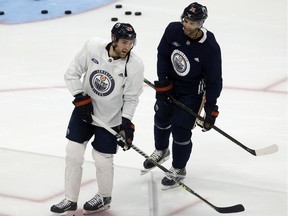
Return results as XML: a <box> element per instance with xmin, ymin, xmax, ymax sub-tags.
<box><xmin>65</xmin><ymin>140</ymin><xmax>87</xmax><ymax>202</ymax></box>
<box><xmin>92</xmin><ymin>149</ymin><xmax>114</xmax><ymax>198</ymax></box>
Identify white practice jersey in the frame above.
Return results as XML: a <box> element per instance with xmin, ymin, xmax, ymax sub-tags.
<box><xmin>64</xmin><ymin>37</ymin><xmax>144</xmax><ymax>127</ymax></box>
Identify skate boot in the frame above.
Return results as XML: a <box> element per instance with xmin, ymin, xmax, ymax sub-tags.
<box><xmin>50</xmin><ymin>199</ymin><xmax>77</xmax><ymax>216</ymax></box>
<box><xmin>83</xmin><ymin>194</ymin><xmax>112</xmax><ymax>215</ymax></box>
<box><xmin>143</xmin><ymin>148</ymin><xmax>170</xmax><ymax>169</ymax></box>
<box><xmin>161</xmin><ymin>167</ymin><xmax>186</xmax><ymax>190</ymax></box>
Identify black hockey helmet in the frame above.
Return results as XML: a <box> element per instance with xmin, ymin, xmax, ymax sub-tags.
<box><xmin>181</xmin><ymin>2</ymin><xmax>208</xmax><ymax>21</ymax></box>
<box><xmin>111</xmin><ymin>22</ymin><xmax>136</xmax><ymax>41</ymax></box>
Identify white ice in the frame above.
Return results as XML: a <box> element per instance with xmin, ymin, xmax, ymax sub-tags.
<box><xmin>0</xmin><ymin>0</ymin><xmax>287</xmax><ymax>215</ymax></box>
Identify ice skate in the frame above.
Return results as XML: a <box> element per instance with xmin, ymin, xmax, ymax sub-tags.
<box><xmin>161</xmin><ymin>167</ymin><xmax>186</xmax><ymax>190</ymax></box>
<box><xmin>83</xmin><ymin>194</ymin><xmax>111</xmax><ymax>215</ymax></box>
<box><xmin>141</xmin><ymin>148</ymin><xmax>170</xmax><ymax>175</ymax></box>
<box><xmin>50</xmin><ymin>199</ymin><xmax>77</xmax><ymax>216</ymax></box>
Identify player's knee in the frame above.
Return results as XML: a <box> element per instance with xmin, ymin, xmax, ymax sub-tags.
<box><xmin>173</xmin><ymin>139</ymin><xmax>191</xmax><ymax>146</ymax></box>
<box><xmin>172</xmin><ymin>125</ymin><xmax>192</xmax><ymax>143</ymax></box>
<box><xmin>92</xmin><ymin>149</ymin><xmax>113</xmax><ymax>169</ymax></box>
<box><xmin>66</xmin><ymin>140</ymin><xmax>86</xmax><ymax>165</ymax></box>
<box><xmin>155</xmin><ymin>115</ymin><xmax>171</xmax><ymax>130</ymax></box>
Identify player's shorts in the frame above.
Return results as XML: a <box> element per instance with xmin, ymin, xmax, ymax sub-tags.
<box><xmin>66</xmin><ymin>109</ymin><xmax>118</xmax><ymax>154</ymax></box>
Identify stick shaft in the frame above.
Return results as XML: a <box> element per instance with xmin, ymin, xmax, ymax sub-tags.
<box><xmin>144</xmin><ymin>78</ymin><xmax>278</xmax><ymax>156</ymax></box>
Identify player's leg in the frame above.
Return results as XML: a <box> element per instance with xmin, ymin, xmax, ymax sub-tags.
<box><xmin>143</xmin><ymin>100</ymin><xmax>172</xmax><ymax>170</ymax></box>
<box><xmin>50</xmin><ymin>111</ymin><xmax>94</xmax><ymax>215</ymax></box>
<box><xmin>83</xmin><ymin>126</ymin><xmax>116</xmax><ymax>214</ymax></box>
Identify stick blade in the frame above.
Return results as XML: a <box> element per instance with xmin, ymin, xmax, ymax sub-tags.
<box><xmin>216</xmin><ymin>204</ymin><xmax>245</xmax><ymax>213</ymax></box>
<box><xmin>140</xmin><ymin>169</ymin><xmax>150</xmax><ymax>175</ymax></box>
<box><xmin>255</xmin><ymin>144</ymin><xmax>278</xmax><ymax>156</ymax></box>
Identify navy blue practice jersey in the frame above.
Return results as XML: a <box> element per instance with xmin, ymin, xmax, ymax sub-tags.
<box><xmin>157</xmin><ymin>22</ymin><xmax>222</xmax><ymax>108</ymax></box>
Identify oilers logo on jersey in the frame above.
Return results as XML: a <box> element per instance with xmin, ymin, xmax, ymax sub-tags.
<box><xmin>171</xmin><ymin>49</ymin><xmax>190</xmax><ymax>77</ymax></box>
<box><xmin>89</xmin><ymin>70</ymin><xmax>115</xmax><ymax>96</ymax></box>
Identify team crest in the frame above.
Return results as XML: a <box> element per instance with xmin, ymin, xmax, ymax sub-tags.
<box><xmin>171</xmin><ymin>49</ymin><xmax>190</xmax><ymax>76</ymax></box>
<box><xmin>89</xmin><ymin>70</ymin><xmax>115</xmax><ymax>96</ymax></box>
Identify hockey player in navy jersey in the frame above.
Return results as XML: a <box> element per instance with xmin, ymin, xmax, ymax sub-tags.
<box><xmin>143</xmin><ymin>2</ymin><xmax>223</xmax><ymax>188</ymax></box>
<box><xmin>50</xmin><ymin>22</ymin><xmax>144</xmax><ymax>215</ymax></box>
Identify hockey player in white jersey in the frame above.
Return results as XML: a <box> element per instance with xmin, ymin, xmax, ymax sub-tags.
<box><xmin>50</xmin><ymin>22</ymin><xmax>144</xmax><ymax>215</ymax></box>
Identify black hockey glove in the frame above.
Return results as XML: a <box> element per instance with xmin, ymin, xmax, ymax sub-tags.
<box><xmin>200</xmin><ymin>106</ymin><xmax>219</xmax><ymax>132</ymax></box>
<box><xmin>72</xmin><ymin>93</ymin><xmax>93</xmax><ymax>124</ymax></box>
<box><xmin>154</xmin><ymin>80</ymin><xmax>173</xmax><ymax>102</ymax></box>
<box><xmin>117</xmin><ymin>117</ymin><xmax>135</xmax><ymax>150</ymax></box>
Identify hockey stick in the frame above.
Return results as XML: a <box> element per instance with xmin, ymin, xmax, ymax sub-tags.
<box><xmin>91</xmin><ymin>115</ymin><xmax>245</xmax><ymax>214</ymax></box>
<box><xmin>144</xmin><ymin>78</ymin><xmax>278</xmax><ymax>156</ymax></box>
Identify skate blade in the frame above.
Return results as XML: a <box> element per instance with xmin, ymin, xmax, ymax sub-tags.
<box><xmin>161</xmin><ymin>184</ymin><xmax>179</xmax><ymax>191</ymax></box>
<box><xmin>50</xmin><ymin>211</ymin><xmax>75</xmax><ymax>216</ymax></box>
<box><xmin>83</xmin><ymin>205</ymin><xmax>110</xmax><ymax>215</ymax></box>
<box><xmin>140</xmin><ymin>167</ymin><xmax>154</xmax><ymax>175</ymax></box>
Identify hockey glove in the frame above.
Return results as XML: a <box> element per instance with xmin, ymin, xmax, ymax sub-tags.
<box><xmin>72</xmin><ymin>93</ymin><xmax>93</xmax><ymax>124</ymax></box>
<box><xmin>197</xmin><ymin>106</ymin><xmax>219</xmax><ymax>132</ymax></box>
<box><xmin>154</xmin><ymin>80</ymin><xmax>173</xmax><ymax>102</ymax></box>
<box><xmin>117</xmin><ymin>117</ymin><xmax>135</xmax><ymax>150</ymax></box>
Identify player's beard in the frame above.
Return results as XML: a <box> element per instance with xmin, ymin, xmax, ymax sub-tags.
<box><xmin>110</xmin><ymin>45</ymin><xmax>126</xmax><ymax>59</ymax></box>
<box><xmin>113</xmin><ymin>46</ymin><xmax>129</xmax><ymax>58</ymax></box>
<box><xmin>183</xmin><ymin>27</ymin><xmax>203</xmax><ymax>40</ymax></box>
<box><xmin>117</xmin><ymin>49</ymin><xmax>129</xmax><ymax>58</ymax></box>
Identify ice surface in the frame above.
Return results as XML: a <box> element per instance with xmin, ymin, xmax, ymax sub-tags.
<box><xmin>0</xmin><ymin>0</ymin><xmax>286</xmax><ymax>215</ymax></box>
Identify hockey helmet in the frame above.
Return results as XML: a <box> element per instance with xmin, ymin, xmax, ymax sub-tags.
<box><xmin>111</xmin><ymin>22</ymin><xmax>136</xmax><ymax>41</ymax></box>
<box><xmin>181</xmin><ymin>2</ymin><xmax>208</xmax><ymax>21</ymax></box>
